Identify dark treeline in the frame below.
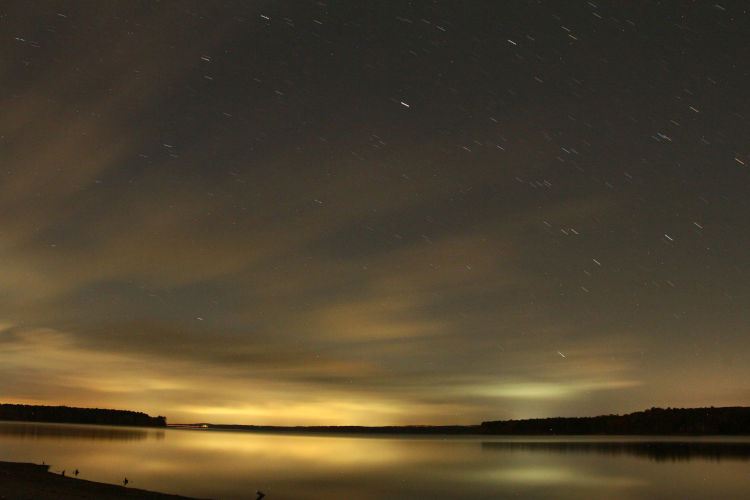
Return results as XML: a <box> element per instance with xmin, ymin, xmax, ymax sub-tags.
<box><xmin>481</xmin><ymin>407</ymin><xmax>750</xmax><ymax>435</ymax></box>
<box><xmin>179</xmin><ymin>407</ymin><xmax>750</xmax><ymax>435</ymax></box>
<box><xmin>0</xmin><ymin>404</ymin><xmax>166</xmax><ymax>427</ymax></box>
<box><xmin>9</xmin><ymin>405</ymin><xmax>746</xmax><ymax>434</ymax></box>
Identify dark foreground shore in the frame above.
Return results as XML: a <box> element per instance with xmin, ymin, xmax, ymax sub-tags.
<box><xmin>0</xmin><ymin>461</ymin><xmax>208</xmax><ymax>500</ymax></box>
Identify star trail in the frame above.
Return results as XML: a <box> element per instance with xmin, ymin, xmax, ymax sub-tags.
<box><xmin>0</xmin><ymin>1</ymin><xmax>747</xmax><ymax>425</ymax></box>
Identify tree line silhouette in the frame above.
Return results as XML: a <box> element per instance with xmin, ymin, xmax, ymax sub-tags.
<box><xmin>3</xmin><ymin>405</ymin><xmax>749</xmax><ymax>434</ymax></box>
<box><xmin>480</xmin><ymin>407</ymin><xmax>750</xmax><ymax>435</ymax></box>
<box><xmin>183</xmin><ymin>407</ymin><xmax>750</xmax><ymax>435</ymax></box>
<box><xmin>0</xmin><ymin>404</ymin><xmax>166</xmax><ymax>427</ymax></box>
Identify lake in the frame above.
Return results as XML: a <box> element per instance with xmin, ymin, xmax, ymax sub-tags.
<box><xmin>1</xmin><ymin>421</ymin><xmax>749</xmax><ymax>499</ymax></box>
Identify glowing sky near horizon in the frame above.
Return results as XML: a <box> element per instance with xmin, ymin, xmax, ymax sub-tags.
<box><xmin>0</xmin><ymin>1</ymin><xmax>747</xmax><ymax>425</ymax></box>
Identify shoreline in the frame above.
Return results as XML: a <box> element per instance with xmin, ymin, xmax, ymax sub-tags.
<box><xmin>0</xmin><ymin>461</ymin><xmax>209</xmax><ymax>500</ymax></box>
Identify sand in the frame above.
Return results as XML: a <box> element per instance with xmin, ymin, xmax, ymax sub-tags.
<box><xmin>0</xmin><ymin>461</ymin><xmax>210</xmax><ymax>500</ymax></box>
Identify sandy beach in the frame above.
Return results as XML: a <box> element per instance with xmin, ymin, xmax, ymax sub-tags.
<box><xmin>0</xmin><ymin>461</ymin><xmax>209</xmax><ymax>500</ymax></box>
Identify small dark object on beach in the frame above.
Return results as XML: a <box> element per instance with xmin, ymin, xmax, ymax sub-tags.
<box><xmin>256</xmin><ymin>490</ymin><xmax>265</xmax><ymax>499</ymax></box>
<box><xmin>123</xmin><ymin>477</ymin><xmax>129</xmax><ymax>486</ymax></box>
<box><xmin>74</xmin><ymin>469</ymin><xmax>79</xmax><ymax>476</ymax></box>
<box><xmin>61</xmin><ymin>470</ymin><xmax>65</xmax><ymax>476</ymax></box>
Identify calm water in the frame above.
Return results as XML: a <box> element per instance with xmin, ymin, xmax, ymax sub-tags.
<box><xmin>1</xmin><ymin>422</ymin><xmax>750</xmax><ymax>499</ymax></box>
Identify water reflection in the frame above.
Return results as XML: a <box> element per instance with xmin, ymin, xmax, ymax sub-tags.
<box><xmin>481</xmin><ymin>439</ymin><xmax>750</xmax><ymax>462</ymax></box>
<box><xmin>2</xmin><ymin>424</ymin><xmax>750</xmax><ymax>500</ymax></box>
<box><xmin>0</xmin><ymin>421</ymin><xmax>164</xmax><ymax>441</ymax></box>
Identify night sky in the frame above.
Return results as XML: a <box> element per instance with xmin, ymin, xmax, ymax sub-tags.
<box><xmin>1</xmin><ymin>1</ymin><xmax>747</xmax><ymax>425</ymax></box>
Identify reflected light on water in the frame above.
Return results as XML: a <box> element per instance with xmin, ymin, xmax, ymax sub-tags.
<box><xmin>167</xmin><ymin>430</ymin><xmax>431</xmax><ymax>467</ymax></box>
<box><xmin>0</xmin><ymin>421</ymin><xmax>163</xmax><ymax>441</ymax></box>
<box><xmin>479</xmin><ymin>466</ymin><xmax>646</xmax><ymax>487</ymax></box>
<box><xmin>481</xmin><ymin>439</ymin><xmax>750</xmax><ymax>462</ymax></box>
<box><xmin>2</xmin><ymin>423</ymin><xmax>750</xmax><ymax>500</ymax></box>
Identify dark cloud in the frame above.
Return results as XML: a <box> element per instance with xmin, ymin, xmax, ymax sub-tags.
<box><xmin>0</xmin><ymin>1</ymin><xmax>747</xmax><ymax>424</ymax></box>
